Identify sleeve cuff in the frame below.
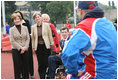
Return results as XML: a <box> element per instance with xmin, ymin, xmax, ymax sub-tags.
<box><xmin>79</xmin><ymin>65</ymin><xmax>85</xmax><ymax>72</ymax></box>
<box><xmin>72</xmin><ymin>72</ymin><xmax>78</xmax><ymax>77</ymax></box>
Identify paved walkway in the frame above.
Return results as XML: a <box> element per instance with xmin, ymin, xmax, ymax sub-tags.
<box><xmin>1</xmin><ymin>52</ymin><xmax>40</xmax><ymax>79</ymax></box>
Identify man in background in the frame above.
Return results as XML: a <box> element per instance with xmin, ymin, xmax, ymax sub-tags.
<box><xmin>48</xmin><ymin>27</ymin><xmax>70</xmax><ymax>79</ymax></box>
<box><xmin>6</xmin><ymin>22</ymin><xmax>10</xmax><ymax>34</ymax></box>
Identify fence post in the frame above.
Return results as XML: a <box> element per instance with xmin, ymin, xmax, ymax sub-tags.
<box><xmin>2</xmin><ymin>1</ymin><xmax>6</xmax><ymax>34</ymax></box>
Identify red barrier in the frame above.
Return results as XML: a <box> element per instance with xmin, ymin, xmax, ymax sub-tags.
<box><xmin>1</xmin><ymin>33</ymin><xmax>71</xmax><ymax>52</ymax></box>
<box><xmin>1</xmin><ymin>34</ymin><xmax>12</xmax><ymax>51</ymax></box>
<box><xmin>1</xmin><ymin>34</ymin><xmax>61</xmax><ymax>52</ymax></box>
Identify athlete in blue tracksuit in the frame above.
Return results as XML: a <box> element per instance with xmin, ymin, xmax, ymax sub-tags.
<box><xmin>62</xmin><ymin>1</ymin><xmax>117</xmax><ymax>79</ymax></box>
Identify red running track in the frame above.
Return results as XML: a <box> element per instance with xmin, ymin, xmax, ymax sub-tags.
<box><xmin>1</xmin><ymin>53</ymin><xmax>40</xmax><ymax>79</ymax></box>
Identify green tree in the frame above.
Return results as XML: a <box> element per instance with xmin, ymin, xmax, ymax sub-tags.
<box><xmin>28</xmin><ymin>1</ymin><xmax>41</xmax><ymax>11</ymax></box>
<box><xmin>98</xmin><ymin>2</ymin><xmax>112</xmax><ymax>10</ymax></box>
<box><xmin>46</xmin><ymin>1</ymin><xmax>73</xmax><ymax>23</ymax></box>
<box><xmin>112</xmin><ymin>1</ymin><xmax>116</xmax><ymax>9</ymax></box>
<box><xmin>39</xmin><ymin>1</ymin><xmax>50</xmax><ymax>13</ymax></box>
<box><xmin>28</xmin><ymin>1</ymin><xmax>50</xmax><ymax>13</ymax></box>
<box><xmin>108</xmin><ymin>1</ymin><xmax>111</xmax><ymax>6</ymax></box>
<box><xmin>5</xmin><ymin>1</ymin><xmax>16</xmax><ymax>26</ymax></box>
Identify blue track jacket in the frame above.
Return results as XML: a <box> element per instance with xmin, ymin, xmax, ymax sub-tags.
<box><xmin>62</xmin><ymin>7</ymin><xmax>117</xmax><ymax>79</ymax></box>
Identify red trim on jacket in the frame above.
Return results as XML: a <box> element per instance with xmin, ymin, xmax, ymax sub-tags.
<box><xmin>74</xmin><ymin>18</ymin><xmax>97</xmax><ymax>38</ymax></box>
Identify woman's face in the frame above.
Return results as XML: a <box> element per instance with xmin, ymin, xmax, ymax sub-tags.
<box><xmin>42</xmin><ymin>17</ymin><xmax>49</xmax><ymax>23</ymax></box>
<box><xmin>13</xmin><ymin>16</ymin><xmax>21</xmax><ymax>25</ymax></box>
<box><xmin>34</xmin><ymin>14</ymin><xmax>41</xmax><ymax>23</ymax></box>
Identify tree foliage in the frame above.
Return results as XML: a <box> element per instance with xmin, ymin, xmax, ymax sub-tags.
<box><xmin>5</xmin><ymin>1</ymin><xmax>16</xmax><ymax>26</ymax></box>
<box><xmin>29</xmin><ymin>1</ymin><xmax>73</xmax><ymax>23</ymax></box>
<box><xmin>112</xmin><ymin>1</ymin><xmax>115</xmax><ymax>9</ymax></box>
<box><xmin>46</xmin><ymin>1</ymin><xmax>73</xmax><ymax>23</ymax></box>
<box><xmin>39</xmin><ymin>1</ymin><xmax>50</xmax><ymax>13</ymax></box>
<box><xmin>28</xmin><ymin>1</ymin><xmax>41</xmax><ymax>11</ymax></box>
<box><xmin>108</xmin><ymin>1</ymin><xmax>111</xmax><ymax>6</ymax></box>
<box><xmin>98</xmin><ymin>2</ymin><xmax>112</xmax><ymax>10</ymax></box>
<box><xmin>28</xmin><ymin>1</ymin><xmax>50</xmax><ymax>13</ymax></box>
<box><xmin>98</xmin><ymin>1</ymin><xmax>116</xmax><ymax>10</ymax></box>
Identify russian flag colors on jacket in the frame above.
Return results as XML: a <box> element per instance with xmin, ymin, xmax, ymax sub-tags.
<box><xmin>62</xmin><ymin>7</ymin><xmax>117</xmax><ymax>79</ymax></box>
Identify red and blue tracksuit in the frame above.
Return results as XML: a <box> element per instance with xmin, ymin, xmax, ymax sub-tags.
<box><xmin>62</xmin><ymin>7</ymin><xmax>117</xmax><ymax>79</ymax></box>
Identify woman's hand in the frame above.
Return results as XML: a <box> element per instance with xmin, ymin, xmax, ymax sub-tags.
<box><xmin>32</xmin><ymin>48</ymin><xmax>36</xmax><ymax>53</ymax></box>
<box><xmin>20</xmin><ymin>47</ymin><xmax>26</xmax><ymax>54</ymax></box>
<box><xmin>20</xmin><ymin>50</ymin><xmax>24</xmax><ymax>54</ymax></box>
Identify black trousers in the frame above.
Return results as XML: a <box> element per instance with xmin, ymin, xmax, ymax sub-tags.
<box><xmin>28</xmin><ymin>38</ymin><xmax>34</xmax><ymax>76</ymax></box>
<box><xmin>48</xmin><ymin>55</ymin><xmax>62</xmax><ymax>78</ymax></box>
<box><xmin>36</xmin><ymin>44</ymin><xmax>51</xmax><ymax>79</ymax></box>
<box><xmin>12</xmin><ymin>49</ymin><xmax>29</xmax><ymax>79</ymax></box>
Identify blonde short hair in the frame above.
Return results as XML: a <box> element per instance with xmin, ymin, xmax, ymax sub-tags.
<box><xmin>41</xmin><ymin>14</ymin><xmax>50</xmax><ymax>21</ymax></box>
<box><xmin>33</xmin><ymin>12</ymin><xmax>41</xmax><ymax>20</ymax></box>
<box><xmin>11</xmin><ymin>13</ymin><xmax>22</xmax><ymax>22</ymax></box>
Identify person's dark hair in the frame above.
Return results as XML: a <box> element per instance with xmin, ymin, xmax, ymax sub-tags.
<box><xmin>60</xmin><ymin>27</ymin><xmax>69</xmax><ymax>32</ymax></box>
<box><xmin>14</xmin><ymin>10</ymin><xmax>24</xmax><ymax>19</ymax></box>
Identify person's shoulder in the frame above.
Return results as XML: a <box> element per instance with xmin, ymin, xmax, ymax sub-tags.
<box><xmin>75</xmin><ymin>18</ymin><xmax>94</xmax><ymax>29</ymax></box>
<box><xmin>42</xmin><ymin>22</ymin><xmax>50</xmax><ymax>28</ymax></box>
<box><xmin>24</xmin><ymin>19</ymin><xmax>30</xmax><ymax>24</ymax></box>
<box><xmin>31</xmin><ymin>24</ymin><xmax>37</xmax><ymax>28</ymax></box>
<box><xmin>10</xmin><ymin>26</ymin><xmax>16</xmax><ymax>32</ymax></box>
<box><xmin>42</xmin><ymin>22</ymin><xmax>49</xmax><ymax>26</ymax></box>
<box><xmin>6</xmin><ymin>24</ymin><xmax>10</xmax><ymax>27</ymax></box>
<box><xmin>60</xmin><ymin>39</ymin><xmax>63</xmax><ymax>42</ymax></box>
<box><xmin>24</xmin><ymin>19</ymin><xmax>29</xmax><ymax>22</ymax></box>
<box><xmin>50</xmin><ymin>23</ymin><xmax>54</xmax><ymax>26</ymax></box>
<box><xmin>50</xmin><ymin>23</ymin><xmax>56</xmax><ymax>28</ymax></box>
<box><xmin>10</xmin><ymin>25</ymin><xmax>15</xmax><ymax>30</ymax></box>
<box><xmin>22</xmin><ymin>25</ymin><xmax>28</xmax><ymax>29</ymax></box>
